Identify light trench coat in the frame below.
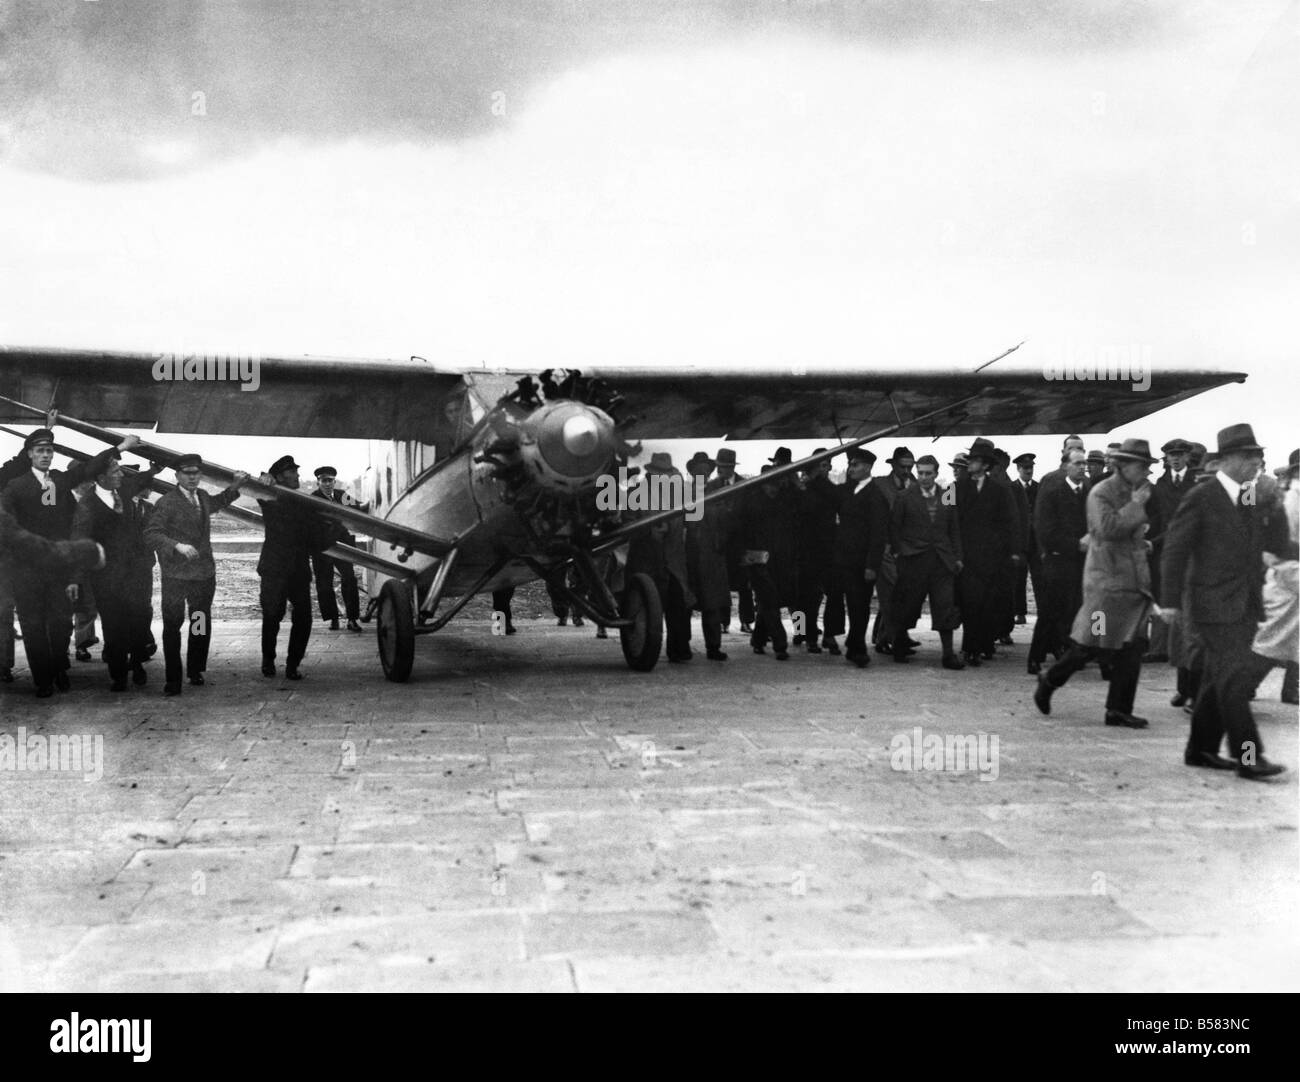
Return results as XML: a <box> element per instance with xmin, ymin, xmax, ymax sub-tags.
<box><xmin>1253</xmin><ymin>485</ymin><xmax>1298</xmax><ymax>663</ymax></box>
<box><xmin>1069</xmin><ymin>472</ymin><xmax>1153</xmax><ymax>649</ymax></box>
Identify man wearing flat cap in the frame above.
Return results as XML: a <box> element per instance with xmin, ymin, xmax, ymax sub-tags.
<box><xmin>0</xmin><ymin>423</ymin><xmax>135</xmax><ymax>696</ymax></box>
<box><xmin>1144</xmin><ymin>438</ymin><xmax>1196</xmax><ymax>663</ymax></box>
<box><xmin>685</xmin><ymin>451</ymin><xmax>729</xmax><ymax>659</ymax></box>
<box><xmin>145</xmin><ymin>454</ymin><xmax>248</xmax><ymax>695</ymax></box>
<box><xmin>255</xmin><ymin>455</ymin><xmax>337</xmax><ymax>679</ymax></box>
<box><xmin>1160</xmin><ymin>424</ymin><xmax>1291</xmax><ymax>779</ymax></box>
<box><xmin>1034</xmin><ymin>438</ymin><xmax>1159</xmax><ymax>728</ymax></box>
<box><xmin>707</xmin><ymin>447</ymin><xmax>754</xmax><ymax>633</ymax></box>
<box><xmin>1012</xmin><ymin>453</ymin><xmax>1041</xmax><ymax>626</ymax></box>
<box><xmin>794</xmin><ymin>450</ymin><xmax>839</xmax><ymax>654</ymax></box>
<box><xmin>955</xmin><ymin>438</ymin><xmax>1017</xmax><ymax>666</ymax></box>
<box><xmin>826</xmin><ymin>447</ymin><xmax>889</xmax><ymax>667</ymax></box>
<box><xmin>311</xmin><ymin>466</ymin><xmax>365</xmax><ymax>632</ymax></box>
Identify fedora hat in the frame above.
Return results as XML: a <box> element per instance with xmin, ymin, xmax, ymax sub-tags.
<box><xmin>967</xmin><ymin>438</ymin><xmax>997</xmax><ymax>463</ymax></box>
<box><xmin>715</xmin><ymin>448</ymin><xmax>738</xmax><ymax>466</ymax></box>
<box><xmin>769</xmin><ymin>447</ymin><xmax>793</xmax><ymax>465</ymax></box>
<box><xmin>644</xmin><ymin>452</ymin><xmax>676</xmax><ymax>474</ymax></box>
<box><xmin>1109</xmin><ymin>438</ymin><xmax>1158</xmax><ymax>464</ymax></box>
<box><xmin>886</xmin><ymin>446</ymin><xmax>915</xmax><ymax>464</ymax></box>
<box><xmin>1086</xmin><ymin>449</ymin><xmax>1106</xmax><ymax>464</ymax></box>
<box><xmin>949</xmin><ymin>452</ymin><xmax>969</xmax><ymax>468</ymax></box>
<box><xmin>1215</xmin><ymin>423</ymin><xmax>1263</xmax><ymax>456</ymax></box>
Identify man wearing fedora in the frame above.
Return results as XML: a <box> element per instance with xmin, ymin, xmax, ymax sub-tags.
<box><xmin>738</xmin><ymin>464</ymin><xmax>798</xmax><ymax>659</ymax></box>
<box><xmin>1161</xmin><ymin>424</ymin><xmax>1290</xmax><ymax>778</ymax></box>
<box><xmin>871</xmin><ymin>446</ymin><xmax>917</xmax><ymax>655</ymax></box>
<box><xmin>145</xmin><ymin>454</ymin><xmax>249</xmax><ymax>695</ymax></box>
<box><xmin>706</xmin><ymin>447</ymin><xmax>754</xmax><ymax>634</ymax></box>
<box><xmin>955</xmin><ymin>438</ymin><xmax>1017</xmax><ymax>666</ymax></box>
<box><xmin>0</xmin><ymin>424</ymin><xmax>134</xmax><ymax>696</ymax></box>
<box><xmin>826</xmin><ymin>447</ymin><xmax>889</xmax><ymax>667</ymax></box>
<box><xmin>310</xmin><ymin>466</ymin><xmax>365</xmax><ymax>632</ymax></box>
<box><xmin>685</xmin><ymin>451</ymin><xmax>730</xmax><ymax>660</ymax></box>
<box><xmin>794</xmin><ymin>450</ymin><xmax>839</xmax><ymax>654</ymax></box>
<box><xmin>256</xmin><ymin>455</ymin><xmax>337</xmax><ymax>679</ymax></box>
<box><xmin>627</xmin><ymin>452</ymin><xmax>695</xmax><ymax>662</ymax></box>
<box><xmin>1034</xmin><ymin>437</ymin><xmax>1159</xmax><ymax>728</ymax></box>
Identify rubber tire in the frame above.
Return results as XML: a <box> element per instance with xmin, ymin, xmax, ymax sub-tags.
<box><xmin>619</xmin><ymin>572</ymin><xmax>663</xmax><ymax>672</ymax></box>
<box><xmin>377</xmin><ymin>579</ymin><xmax>416</xmax><ymax>683</ymax></box>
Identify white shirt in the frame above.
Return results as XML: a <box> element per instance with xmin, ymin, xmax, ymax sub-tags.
<box><xmin>1066</xmin><ymin>478</ymin><xmax>1083</xmax><ymax>495</ymax></box>
<box><xmin>1216</xmin><ymin>470</ymin><xmax>1243</xmax><ymax>504</ymax></box>
<box><xmin>853</xmin><ymin>478</ymin><xmax>871</xmax><ymax>495</ymax></box>
<box><xmin>31</xmin><ymin>468</ymin><xmax>50</xmax><ymax>488</ymax></box>
<box><xmin>95</xmin><ymin>484</ymin><xmax>120</xmax><ymax>510</ymax></box>
<box><xmin>1171</xmin><ymin>469</ymin><xmax>1185</xmax><ymax>485</ymax></box>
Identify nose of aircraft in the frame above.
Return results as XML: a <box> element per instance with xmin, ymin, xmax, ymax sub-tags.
<box><xmin>561</xmin><ymin>413</ymin><xmax>601</xmax><ymax>458</ymax></box>
<box><xmin>519</xmin><ymin>400</ymin><xmax>616</xmax><ymax>493</ymax></box>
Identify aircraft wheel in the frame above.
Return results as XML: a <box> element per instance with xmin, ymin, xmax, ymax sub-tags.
<box><xmin>377</xmin><ymin>579</ymin><xmax>415</xmax><ymax>683</ymax></box>
<box><xmin>619</xmin><ymin>572</ymin><xmax>662</xmax><ymax>672</ymax></box>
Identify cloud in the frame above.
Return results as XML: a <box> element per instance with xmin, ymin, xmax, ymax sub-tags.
<box><xmin>0</xmin><ymin>0</ymin><xmax>1175</xmax><ymax>180</ymax></box>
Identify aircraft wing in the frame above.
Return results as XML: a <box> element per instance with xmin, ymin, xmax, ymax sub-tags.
<box><xmin>0</xmin><ymin>346</ymin><xmax>461</xmax><ymax>440</ymax></box>
<box><xmin>579</xmin><ymin>365</ymin><xmax>1247</xmax><ymax>439</ymax></box>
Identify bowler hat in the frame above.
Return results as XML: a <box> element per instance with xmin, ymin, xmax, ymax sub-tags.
<box><xmin>715</xmin><ymin>448</ymin><xmax>738</xmax><ymax>466</ymax></box>
<box><xmin>314</xmin><ymin>466</ymin><xmax>338</xmax><ymax>479</ymax></box>
<box><xmin>886</xmin><ymin>446</ymin><xmax>915</xmax><ymax>464</ymax></box>
<box><xmin>769</xmin><ymin>447</ymin><xmax>793</xmax><ymax>465</ymax></box>
<box><xmin>1013</xmin><ymin>453</ymin><xmax>1036</xmax><ymax>466</ymax></box>
<box><xmin>644</xmin><ymin>452</ymin><xmax>676</xmax><ymax>474</ymax></box>
<box><xmin>268</xmin><ymin>455</ymin><xmax>300</xmax><ymax>475</ymax></box>
<box><xmin>1161</xmin><ymin>438</ymin><xmax>1193</xmax><ymax>454</ymax></box>
<box><xmin>967</xmin><ymin>438</ymin><xmax>997</xmax><ymax>464</ymax></box>
<box><xmin>1109</xmin><ymin>438</ymin><xmax>1158</xmax><ymax>464</ymax></box>
<box><xmin>1215</xmin><ymin>423</ymin><xmax>1263</xmax><ymax>456</ymax></box>
<box><xmin>24</xmin><ymin>428</ymin><xmax>54</xmax><ymax>450</ymax></box>
<box><xmin>174</xmin><ymin>454</ymin><xmax>203</xmax><ymax>471</ymax></box>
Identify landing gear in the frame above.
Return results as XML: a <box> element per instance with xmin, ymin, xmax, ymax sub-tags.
<box><xmin>619</xmin><ymin>572</ymin><xmax>662</xmax><ymax>672</ymax></box>
<box><xmin>377</xmin><ymin>579</ymin><xmax>415</xmax><ymax>682</ymax></box>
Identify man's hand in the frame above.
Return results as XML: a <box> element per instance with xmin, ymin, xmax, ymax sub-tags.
<box><xmin>1131</xmin><ymin>483</ymin><xmax>1152</xmax><ymax>505</ymax></box>
<box><xmin>230</xmin><ymin>471</ymin><xmax>250</xmax><ymax>489</ymax></box>
<box><xmin>175</xmin><ymin>543</ymin><xmax>199</xmax><ymax>560</ymax></box>
<box><xmin>117</xmin><ymin>433</ymin><xmax>142</xmax><ymax>453</ymax></box>
<box><xmin>1078</xmin><ymin>535</ymin><xmax>1090</xmax><ymax>552</ymax></box>
<box><xmin>46</xmin><ymin>408</ymin><xmax>59</xmax><ymax>428</ymax></box>
<box><xmin>65</xmin><ymin>583</ymin><xmax>79</xmax><ymax>602</ymax></box>
<box><xmin>258</xmin><ymin>472</ymin><xmax>276</xmax><ymax>486</ymax></box>
<box><xmin>1156</xmin><ymin>606</ymin><xmax>1181</xmax><ymax>625</ymax></box>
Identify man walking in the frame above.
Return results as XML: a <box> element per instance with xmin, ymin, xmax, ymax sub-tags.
<box><xmin>827</xmin><ymin>448</ymin><xmax>888</xmax><ymax>668</ymax></box>
<box><xmin>955</xmin><ymin>438</ymin><xmax>1017</xmax><ymax>666</ymax></box>
<box><xmin>1161</xmin><ymin>424</ymin><xmax>1290</xmax><ymax>779</ymax></box>
<box><xmin>310</xmin><ymin>466</ymin><xmax>364</xmax><ymax>632</ymax></box>
<box><xmin>145</xmin><ymin>454</ymin><xmax>248</xmax><ymax>695</ymax></box>
<box><xmin>1012</xmin><ymin>453</ymin><xmax>1041</xmax><ymax>626</ymax></box>
<box><xmin>1027</xmin><ymin>448</ymin><xmax>1090</xmax><ymax>674</ymax></box>
<box><xmin>1033</xmin><ymin>438</ymin><xmax>1159</xmax><ymax>728</ymax></box>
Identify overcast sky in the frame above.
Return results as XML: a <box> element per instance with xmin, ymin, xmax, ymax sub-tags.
<box><xmin>0</xmin><ymin>0</ymin><xmax>1294</xmax><ymax>483</ymax></box>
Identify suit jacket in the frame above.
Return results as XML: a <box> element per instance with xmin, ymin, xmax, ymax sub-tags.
<box><xmin>1034</xmin><ymin>473</ymin><xmax>1090</xmax><ymax>558</ymax></box>
<box><xmin>890</xmin><ymin>484</ymin><xmax>962</xmax><ymax>571</ymax></box>
<box><xmin>796</xmin><ymin>475</ymin><xmax>840</xmax><ymax>566</ymax></box>
<box><xmin>0</xmin><ymin>447</ymin><xmax>118</xmax><ymax>540</ymax></box>
<box><xmin>146</xmin><ymin>486</ymin><xmax>241</xmax><ymax>581</ymax></box>
<box><xmin>1017</xmin><ymin>478</ymin><xmax>1040</xmax><ymax>556</ymax></box>
<box><xmin>72</xmin><ymin>490</ymin><xmax>154</xmax><ymax>597</ymax></box>
<box><xmin>1159</xmin><ymin>475</ymin><xmax>1291</xmax><ymax>626</ymax></box>
<box><xmin>832</xmin><ymin>478</ymin><xmax>889</xmax><ymax>573</ymax></box>
<box><xmin>1002</xmin><ymin>474</ymin><xmax>1030</xmax><ymax>556</ymax></box>
<box><xmin>312</xmin><ymin>487</ymin><xmax>363</xmax><ymax>547</ymax></box>
<box><xmin>257</xmin><ymin>495</ymin><xmax>336</xmax><ymax>583</ymax></box>
<box><xmin>955</xmin><ymin>475</ymin><xmax>1016</xmax><ymax>578</ymax></box>
<box><xmin>0</xmin><ymin>506</ymin><xmax>101</xmax><ymax>581</ymax></box>
<box><xmin>1149</xmin><ymin>468</ymin><xmax>1193</xmax><ymax>542</ymax></box>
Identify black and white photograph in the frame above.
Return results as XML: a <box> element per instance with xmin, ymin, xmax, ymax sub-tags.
<box><xmin>0</xmin><ymin>0</ymin><xmax>1296</xmax><ymax>1017</ymax></box>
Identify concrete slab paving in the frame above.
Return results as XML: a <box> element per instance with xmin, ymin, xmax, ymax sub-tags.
<box><xmin>1</xmin><ymin>617</ymin><xmax>1296</xmax><ymax>991</ymax></box>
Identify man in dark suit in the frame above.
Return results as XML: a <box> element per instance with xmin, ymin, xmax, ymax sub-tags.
<box><xmin>310</xmin><ymin>466</ymin><xmax>364</xmax><ymax>632</ymax></box>
<box><xmin>708</xmin><ymin>447</ymin><xmax>752</xmax><ymax>633</ymax></box>
<box><xmin>1144</xmin><ymin>438</ymin><xmax>1194</xmax><ymax>663</ymax></box>
<box><xmin>871</xmin><ymin>446</ymin><xmax>916</xmax><ymax>653</ymax></box>
<box><xmin>1012</xmin><ymin>453</ymin><xmax>1041</xmax><ymax>626</ymax></box>
<box><xmin>738</xmin><ymin>464</ymin><xmax>798</xmax><ymax>660</ymax></box>
<box><xmin>991</xmin><ymin>447</ymin><xmax>1028</xmax><ymax>644</ymax></box>
<box><xmin>1027</xmin><ymin>448</ymin><xmax>1090</xmax><ymax>674</ymax></box>
<box><xmin>826</xmin><ymin>447</ymin><xmax>889</xmax><ymax>667</ymax></box>
<box><xmin>685</xmin><ymin>451</ymin><xmax>730</xmax><ymax>660</ymax></box>
<box><xmin>71</xmin><ymin>453</ymin><xmax>158</xmax><ymax>691</ymax></box>
<box><xmin>256</xmin><ymin>455</ymin><xmax>337</xmax><ymax>680</ymax></box>
<box><xmin>887</xmin><ymin>454</ymin><xmax>964</xmax><ymax>668</ymax></box>
<box><xmin>0</xmin><ymin>426</ymin><xmax>131</xmax><ymax>696</ymax></box>
<box><xmin>1160</xmin><ymin>424</ymin><xmax>1291</xmax><ymax>779</ymax></box>
<box><xmin>144</xmin><ymin>454</ymin><xmax>248</xmax><ymax>695</ymax></box>
<box><xmin>793</xmin><ymin>451</ymin><xmax>839</xmax><ymax>654</ymax></box>
<box><xmin>955</xmin><ymin>438</ymin><xmax>1017</xmax><ymax>666</ymax></box>
<box><xmin>1039</xmin><ymin>436</ymin><xmax>1086</xmax><ymax>487</ymax></box>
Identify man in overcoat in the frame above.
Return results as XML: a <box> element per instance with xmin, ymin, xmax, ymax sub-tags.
<box><xmin>955</xmin><ymin>438</ymin><xmax>1017</xmax><ymax>666</ymax></box>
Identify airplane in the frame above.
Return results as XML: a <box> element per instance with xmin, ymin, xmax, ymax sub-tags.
<box><xmin>0</xmin><ymin>344</ymin><xmax>1245</xmax><ymax>681</ymax></box>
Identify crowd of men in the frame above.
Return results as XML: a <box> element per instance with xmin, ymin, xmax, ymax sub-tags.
<box><xmin>2</xmin><ymin>420</ymin><xmax>1295</xmax><ymax>781</ymax></box>
<box><xmin>0</xmin><ymin>427</ymin><xmax>357</xmax><ymax>696</ymax></box>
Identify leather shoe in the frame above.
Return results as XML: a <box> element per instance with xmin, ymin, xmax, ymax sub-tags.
<box><xmin>35</xmin><ymin>685</ymin><xmax>54</xmax><ymax>698</ymax></box>
<box><xmin>262</xmin><ymin>662</ymin><xmax>276</xmax><ymax>677</ymax></box>
<box><xmin>1104</xmin><ymin>710</ymin><xmax>1149</xmax><ymax>729</ymax></box>
<box><xmin>164</xmin><ymin>682</ymin><xmax>182</xmax><ymax>697</ymax></box>
<box><xmin>964</xmin><ymin>653</ymin><xmax>982</xmax><ymax>668</ymax></box>
<box><xmin>1237</xmin><ymin>757</ymin><xmax>1286</xmax><ymax>780</ymax></box>
<box><xmin>1183</xmin><ymin>750</ymin><xmax>1236</xmax><ymax>770</ymax></box>
<box><xmin>942</xmin><ymin>653</ymin><xmax>966</xmax><ymax>671</ymax></box>
<box><xmin>1033</xmin><ymin>674</ymin><xmax>1054</xmax><ymax>715</ymax></box>
<box><xmin>792</xmin><ymin>635</ymin><xmax>805</xmax><ymax>646</ymax></box>
<box><xmin>706</xmin><ymin>650</ymin><xmax>728</xmax><ymax>661</ymax></box>
<box><xmin>1027</xmin><ymin>660</ymin><xmax>1042</xmax><ymax>675</ymax></box>
<box><xmin>752</xmin><ymin>645</ymin><xmax>766</xmax><ymax>655</ymax></box>
<box><xmin>805</xmin><ymin>642</ymin><xmax>822</xmax><ymax>654</ymax></box>
<box><xmin>846</xmin><ymin>652</ymin><xmax>870</xmax><ymax>669</ymax></box>
<box><xmin>906</xmin><ymin>637</ymin><xmax>921</xmax><ymax>649</ymax></box>
<box><xmin>329</xmin><ymin>617</ymin><xmax>340</xmax><ymax>630</ymax></box>
<box><xmin>286</xmin><ymin>666</ymin><xmax>303</xmax><ymax>680</ymax></box>
<box><xmin>346</xmin><ymin>619</ymin><xmax>363</xmax><ymax>633</ymax></box>
<box><xmin>997</xmin><ymin>636</ymin><xmax>1015</xmax><ymax>646</ymax></box>
<box><xmin>132</xmin><ymin>664</ymin><xmax>147</xmax><ymax>686</ymax></box>
<box><xmin>821</xmin><ymin>637</ymin><xmax>841</xmax><ymax>656</ymax></box>
<box><xmin>740</xmin><ymin>623</ymin><xmax>753</xmax><ymax>634</ymax></box>
<box><xmin>774</xmin><ymin>650</ymin><xmax>789</xmax><ymax>661</ymax></box>
<box><xmin>188</xmin><ymin>673</ymin><xmax>205</xmax><ymax>686</ymax></box>
<box><xmin>1170</xmin><ymin>693</ymin><xmax>1187</xmax><ymax>707</ymax></box>
<box><xmin>76</xmin><ymin>647</ymin><xmax>93</xmax><ymax>662</ymax></box>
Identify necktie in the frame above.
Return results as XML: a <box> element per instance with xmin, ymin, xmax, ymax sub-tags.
<box><xmin>112</xmin><ymin>492</ymin><xmax>123</xmax><ymax>513</ymax></box>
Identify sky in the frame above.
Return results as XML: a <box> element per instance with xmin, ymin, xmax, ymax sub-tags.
<box><xmin>0</xmin><ymin>0</ymin><xmax>1295</xmax><ymax>486</ymax></box>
